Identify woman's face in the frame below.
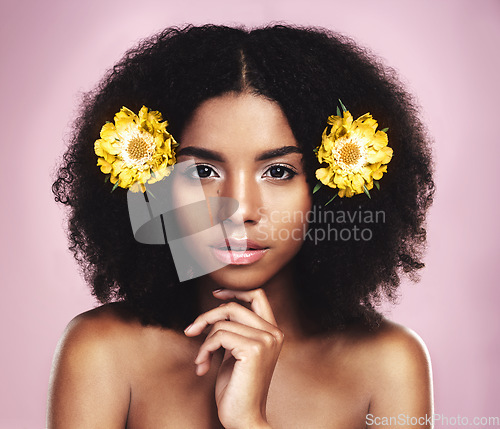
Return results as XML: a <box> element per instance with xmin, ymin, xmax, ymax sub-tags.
<box><xmin>172</xmin><ymin>92</ymin><xmax>312</xmax><ymax>289</ymax></box>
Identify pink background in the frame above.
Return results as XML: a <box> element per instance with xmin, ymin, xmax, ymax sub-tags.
<box><xmin>1</xmin><ymin>0</ymin><xmax>499</xmax><ymax>427</ymax></box>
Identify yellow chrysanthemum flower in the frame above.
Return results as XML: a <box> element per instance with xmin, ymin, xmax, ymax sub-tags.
<box><xmin>315</xmin><ymin>110</ymin><xmax>393</xmax><ymax>198</ymax></box>
<box><xmin>94</xmin><ymin>106</ymin><xmax>178</xmax><ymax>192</ymax></box>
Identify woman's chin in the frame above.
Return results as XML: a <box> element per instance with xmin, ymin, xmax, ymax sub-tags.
<box><xmin>204</xmin><ymin>265</ymin><xmax>275</xmax><ymax>291</ymax></box>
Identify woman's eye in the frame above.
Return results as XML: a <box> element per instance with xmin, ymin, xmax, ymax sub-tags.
<box><xmin>186</xmin><ymin>164</ymin><xmax>219</xmax><ymax>179</ymax></box>
<box><xmin>264</xmin><ymin>165</ymin><xmax>297</xmax><ymax>180</ymax></box>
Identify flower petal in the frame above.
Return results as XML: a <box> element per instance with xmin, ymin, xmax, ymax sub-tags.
<box><xmin>100</xmin><ymin>122</ymin><xmax>118</xmax><ymax>141</ymax></box>
<box><xmin>316</xmin><ymin>167</ymin><xmax>334</xmax><ymax>185</ymax></box>
<box><xmin>351</xmin><ymin>174</ymin><xmax>365</xmax><ymax>193</ymax></box>
<box><xmin>97</xmin><ymin>158</ymin><xmax>112</xmax><ymax>174</ymax></box>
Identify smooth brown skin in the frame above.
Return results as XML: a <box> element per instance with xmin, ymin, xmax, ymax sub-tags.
<box><xmin>47</xmin><ymin>93</ymin><xmax>433</xmax><ymax>428</ymax></box>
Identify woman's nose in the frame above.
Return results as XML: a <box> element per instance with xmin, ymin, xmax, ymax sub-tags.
<box><xmin>216</xmin><ymin>171</ymin><xmax>262</xmax><ymax>226</ymax></box>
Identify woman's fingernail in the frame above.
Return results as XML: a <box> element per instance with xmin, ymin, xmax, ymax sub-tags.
<box><xmin>184</xmin><ymin>323</ymin><xmax>193</xmax><ymax>333</ymax></box>
<box><xmin>212</xmin><ymin>288</ymin><xmax>223</xmax><ymax>294</ymax></box>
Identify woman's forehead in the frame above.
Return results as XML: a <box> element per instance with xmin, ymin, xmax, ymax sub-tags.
<box><xmin>179</xmin><ymin>92</ymin><xmax>300</xmax><ymax>155</ymax></box>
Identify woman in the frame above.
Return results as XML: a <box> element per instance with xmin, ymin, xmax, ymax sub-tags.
<box><xmin>48</xmin><ymin>24</ymin><xmax>435</xmax><ymax>428</ymax></box>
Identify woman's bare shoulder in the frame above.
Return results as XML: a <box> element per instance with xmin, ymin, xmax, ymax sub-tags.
<box><xmin>47</xmin><ymin>304</ymin><xmax>140</xmax><ymax>427</ymax></box>
<box><xmin>54</xmin><ymin>303</ymin><xmax>138</xmax><ymax>361</ymax></box>
<box><xmin>51</xmin><ymin>303</ymin><xmax>146</xmax><ymax>388</ymax></box>
<box><xmin>57</xmin><ymin>302</ymin><xmax>189</xmax><ymax>361</ymax></box>
<box><xmin>341</xmin><ymin>317</ymin><xmax>432</xmax><ymax>375</ymax></box>
<box><xmin>63</xmin><ymin>302</ymin><xmax>140</xmax><ymax>339</ymax></box>
<box><xmin>48</xmin><ymin>303</ymin><xmax>192</xmax><ymax>427</ymax></box>
<box><xmin>362</xmin><ymin>318</ymin><xmax>430</xmax><ymax>371</ymax></box>
<box><xmin>339</xmin><ymin>317</ymin><xmax>433</xmax><ymax>417</ymax></box>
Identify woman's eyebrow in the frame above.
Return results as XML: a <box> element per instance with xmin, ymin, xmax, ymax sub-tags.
<box><xmin>176</xmin><ymin>145</ymin><xmax>302</xmax><ymax>162</ymax></box>
<box><xmin>176</xmin><ymin>147</ymin><xmax>225</xmax><ymax>162</ymax></box>
<box><xmin>255</xmin><ymin>146</ymin><xmax>302</xmax><ymax>161</ymax></box>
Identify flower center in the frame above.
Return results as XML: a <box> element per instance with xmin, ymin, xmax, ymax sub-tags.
<box><xmin>339</xmin><ymin>141</ymin><xmax>361</xmax><ymax>165</ymax></box>
<box><xmin>127</xmin><ymin>136</ymin><xmax>151</xmax><ymax>160</ymax></box>
<box><xmin>119</xmin><ymin>129</ymin><xmax>156</xmax><ymax>169</ymax></box>
<box><xmin>333</xmin><ymin>135</ymin><xmax>366</xmax><ymax>172</ymax></box>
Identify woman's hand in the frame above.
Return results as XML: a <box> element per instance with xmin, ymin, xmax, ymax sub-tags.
<box><xmin>184</xmin><ymin>288</ymin><xmax>283</xmax><ymax>429</ymax></box>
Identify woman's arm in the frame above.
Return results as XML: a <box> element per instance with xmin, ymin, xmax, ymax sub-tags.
<box><xmin>366</xmin><ymin>322</ymin><xmax>434</xmax><ymax>429</ymax></box>
<box><xmin>47</xmin><ymin>313</ymin><xmax>131</xmax><ymax>429</ymax></box>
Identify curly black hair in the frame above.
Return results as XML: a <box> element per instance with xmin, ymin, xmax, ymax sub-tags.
<box><xmin>52</xmin><ymin>24</ymin><xmax>434</xmax><ymax>331</ymax></box>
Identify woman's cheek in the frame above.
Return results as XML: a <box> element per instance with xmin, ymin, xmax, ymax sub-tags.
<box><xmin>262</xmin><ymin>185</ymin><xmax>312</xmax><ymax>259</ymax></box>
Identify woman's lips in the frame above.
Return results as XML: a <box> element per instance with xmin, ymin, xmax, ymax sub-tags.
<box><xmin>210</xmin><ymin>238</ymin><xmax>269</xmax><ymax>265</ymax></box>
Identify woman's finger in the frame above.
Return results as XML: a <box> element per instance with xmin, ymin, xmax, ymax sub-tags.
<box><xmin>204</xmin><ymin>320</ymin><xmax>274</xmax><ymax>343</ymax></box>
<box><xmin>184</xmin><ymin>300</ymin><xmax>277</xmax><ymax>336</ymax></box>
<box><xmin>193</xmin><ymin>320</ymin><xmax>280</xmax><ymax>374</ymax></box>
<box><xmin>212</xmin><ymin>288</ymin><xmax>277</xmax><ymax>326</ymax></box>
<box><xmin>194</xmin><ymin>329</ymin><xmax>277</xmax><ymax>375</ymax></box>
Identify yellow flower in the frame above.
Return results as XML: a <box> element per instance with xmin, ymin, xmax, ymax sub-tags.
<box><xmin>315</xmin><ymin>110</ymin><xmax>393</xmax><ymax>198</ymax></box>
<box><xmin>94</xmin><ymin>106</ymin><xmax>178</xmax><ymax>192</ymax></box>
